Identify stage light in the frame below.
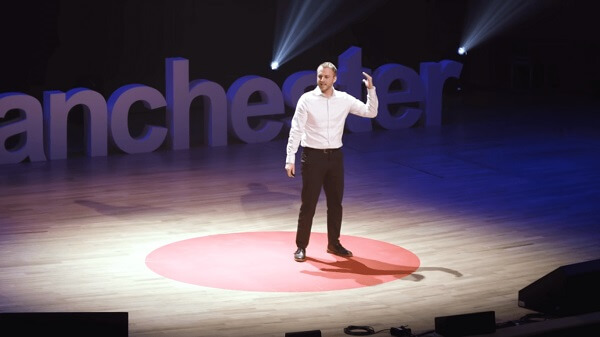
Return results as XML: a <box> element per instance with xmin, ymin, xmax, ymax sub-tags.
<box><xmin>458</xmin><ymin>47</ymin><xmax>467</xmax><ymax>55</ymax></box>
<box><xmin>460</xmin><ymin>0</ymin><xmax>544</xmax><ymax>55</ymax></box>
<box><xmin>270</xmin><ymin>61</ymin><xmax>279</xmax><ymax>70</ymax></box>
<box><xmin>271</xmin><ymin>0</ymin><xmax>384</xmax><ymax>69</ymax></box>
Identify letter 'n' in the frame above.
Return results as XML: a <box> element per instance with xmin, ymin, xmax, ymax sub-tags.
<box><xmin>43</xmin><ymin>89</ymin><xmax>108</xmax><ymax>160</ymax></box>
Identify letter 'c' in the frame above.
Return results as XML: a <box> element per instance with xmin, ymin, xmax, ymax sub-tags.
<box><xmin>108</xmin><ymin>84</ymin><xmax>167</xmax><ymax>154</ymax></box>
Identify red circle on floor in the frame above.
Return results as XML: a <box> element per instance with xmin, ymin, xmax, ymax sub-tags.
<box><xmin>145</xmin><ymin>231</ymin><xmax>420</xmax><ymax>292</ymax></box>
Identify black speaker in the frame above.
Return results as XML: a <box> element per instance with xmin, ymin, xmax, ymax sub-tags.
<box><xmin>434</xmin><ymin>311</ymin><xmax>496</xmax><ymax>337</ymax></box>
<box><xmin>0</xmin><ymin>312</ymin><xmax>128</xmax><ymax>337</ymax></box>
<box><xmin>284</xmin><ymin>330</ymin><xmax>322</xmax><ymax>337</ymax></box>
<box><xmin>518</xmin><ymin>259</ymin><xmax>600</xmax><ymax>317</ymax></box>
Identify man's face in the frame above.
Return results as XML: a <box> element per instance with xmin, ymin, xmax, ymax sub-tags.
<box><xmin>317</xmin><ymin>67</ymin><xmax>336</xmax><ymax>94</ymax></box>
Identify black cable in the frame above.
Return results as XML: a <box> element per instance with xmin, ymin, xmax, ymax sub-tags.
<box><xmin>343</xmin><ymin>325</ymin><xmax>374</xmax><ymax>335</ymax></box>
<box><xmin>343</xmin><ymin>325</ymin><xmax>389</xmax><ymax>336</ymax></box>
<box><xmin>495</xmin><ymin>312</ymin><xmax>554</xmax><ymax>330</ymax></box>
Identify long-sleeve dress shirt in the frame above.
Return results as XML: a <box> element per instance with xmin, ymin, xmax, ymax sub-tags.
<box><xmin>285</xmin><ymin>86</ymin><xmax>378</xmax><ymax>164</ymax></box>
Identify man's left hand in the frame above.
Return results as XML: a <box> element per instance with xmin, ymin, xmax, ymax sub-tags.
<box><xmin>362</xmin><ymin>72</ymin><xmax>374</xmax><ymax>89</ymax></box>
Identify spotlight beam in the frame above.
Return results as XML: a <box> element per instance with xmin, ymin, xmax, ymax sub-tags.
<box><xmin>271</xmin><ymin>0</ymin><xmax>384</xmax><ymax>69</ymax></box>
<box><xmin>273</xmin><ymin>0</ymin><xmax>334</xmax><ymax>66</ymax></box>
<box><xmin>460</xmin><ymin>0</ymin><xmax>543</xmax><ymax>53</ymax></box>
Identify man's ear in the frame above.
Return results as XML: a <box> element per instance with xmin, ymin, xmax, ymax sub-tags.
<box><xmin>333</xmin><ymin>76</ymin><xmax>337</xmax><ymax>83</ymax></box>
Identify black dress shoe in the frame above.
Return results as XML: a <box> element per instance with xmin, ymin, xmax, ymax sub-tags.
<box><xmin>327</xmin><ymin>242</ymin><xmax>353</xmax><ymax>257</ymax></box>
<box><xmin>294</xmin><ymin>248</ymin><xmax>306</xmax><ymax>262</ymax></box>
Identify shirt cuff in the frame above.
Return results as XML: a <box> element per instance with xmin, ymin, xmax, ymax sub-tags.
<box><xmin>286</xmin><ymin>154</ymin><xmax>296</xmax><ymax>165</ymax></box>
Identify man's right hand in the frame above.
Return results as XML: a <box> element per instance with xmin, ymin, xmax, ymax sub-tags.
<box><xmin>285</xmin><ymin>163</ymin><xmax>295</xmax><ymax>178</ymax></box>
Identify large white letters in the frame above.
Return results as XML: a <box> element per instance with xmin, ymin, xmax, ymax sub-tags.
<box><xmin>420</xmin><ymin>60</ymin><xmax>463</xmax><ymax>126</ymax></box>
<box><xmin>227</xmin><ymin>76</ymin><xmax>284</xmax><ymax>143</ymax></box>
<box><xmin>44</xmin><ymin>88</ymin><xmax>108</xmax><ymax>160</ymax></box>
<box><xmin>0</xmin><ymin>93</ymin><xmax>46</xmax><ymax>164</ymax></box>
<box><xmin>0</xmin><ymin>47</ymin><xmax>462</xmax><ymax>165</ymax></box>
<box><xmin>166</xmin><ymin>58</ymin><xmax>228</xmax><ymax>149</ymax></box>
<box><xmin>108</xmin><ymin>84</ymin><xmax>167</xmax><ymax>154</ymax></box>
<box><xmin>374</xmin><ymin>63</ymin><xmax>425</xmax><ymax>129</ymax></box>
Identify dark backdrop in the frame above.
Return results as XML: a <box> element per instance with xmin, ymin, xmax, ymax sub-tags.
<box><xmin>3</xmin><ymin>0</ymin><xmax>599</xmax><ymax>97</ymax></box>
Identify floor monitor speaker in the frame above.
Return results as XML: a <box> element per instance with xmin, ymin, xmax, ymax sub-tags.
<box><xmin>518</xmin><ymin>259</ymin><xmax>600</xmax><ymax>316</ymax></box>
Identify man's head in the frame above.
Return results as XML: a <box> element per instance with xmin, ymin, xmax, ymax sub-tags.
<box><xmin>317</xmin><ymin>62</ymin><xmax>337</xmax><ymax>95</ymax></box>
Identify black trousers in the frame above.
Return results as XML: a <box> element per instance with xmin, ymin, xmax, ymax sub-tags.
<box><xmin>295</xmin><ymin>147</ymin><xmax>344</xmax><ymax>249</ymax></box>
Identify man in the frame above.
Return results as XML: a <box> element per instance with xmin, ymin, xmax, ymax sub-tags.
<box><xmin>285</xmin><ymin>61</ymin><xmax>378</xmax><ymax>262</ymax></box>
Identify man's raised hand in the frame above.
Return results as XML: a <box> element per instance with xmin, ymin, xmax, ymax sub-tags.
<box><xmin>362</xmin><ymin>72</ymin><xmax>374</xmax><ymax>89</ymax></box>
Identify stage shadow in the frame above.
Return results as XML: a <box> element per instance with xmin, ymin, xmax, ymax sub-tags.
<box><xmin>74</xmin><ymin>199</ymin><xmax>170</xmax><ymax>217</ymax></box>
<box><xmin>302</xmin><ymin>256</ymin><xmax>461</xmax><ymax>286</ymax></box>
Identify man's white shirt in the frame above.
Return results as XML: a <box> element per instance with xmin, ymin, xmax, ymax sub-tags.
<box><xmin>286</xmin><ymin>86</ymin><xmax>378</xmax><ymax>164</ymax></box>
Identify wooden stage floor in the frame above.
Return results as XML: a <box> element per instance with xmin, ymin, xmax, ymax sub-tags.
<box><xmin>1</xmin><ymin>92</ymin><xmax>599</xmax><ymax>336</ymax></box>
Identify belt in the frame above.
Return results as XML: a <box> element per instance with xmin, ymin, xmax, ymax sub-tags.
<box><xmin>304</xmin><ymin>147</ymin><xmax>340</xmax><ymax>154</ymax></box>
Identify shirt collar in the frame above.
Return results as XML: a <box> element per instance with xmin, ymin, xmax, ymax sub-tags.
<box><xmin>312</xmin><ymin>86</ymin><xmax>337</xmax><ymax>97</ymax></box>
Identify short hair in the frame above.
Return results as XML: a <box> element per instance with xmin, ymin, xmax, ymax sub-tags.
<box><xmin>318</xmin><ymin>62</ymin><xmax>337</xmax><ymax>75</ymax></box>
